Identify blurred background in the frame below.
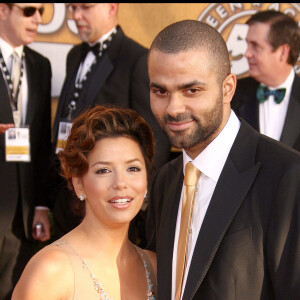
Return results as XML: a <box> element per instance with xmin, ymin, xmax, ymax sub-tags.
<box><xmin>30</xmin><ymin>3</ymin><xmax>300</xmax><ymax>128</ymax></box>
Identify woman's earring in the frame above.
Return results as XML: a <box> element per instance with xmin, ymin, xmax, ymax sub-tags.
<box><xmin>79</xmin><ymin>195</ymin><xmax>85</xmax><ymax>201</ymax></box>
<box><xmin>144</xmin><ymin>193</ymin><xmax>147</xmax><ymax>199</ymax></box>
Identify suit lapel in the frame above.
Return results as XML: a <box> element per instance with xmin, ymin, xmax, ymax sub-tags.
<box><xmin>0</xmin><ymin>72</ymin><xmax>14</xmax><ymax>123</ymax></box>
<box><xmin>53</xmin><ymin>45</ymin><xmax>85</xmax><ymax>140</ymax></box>
<box><xmin>54</xmin><ymin>29</ymin><xmax>123</xmax><ymax>137</ymax></box>
<box><xmin>238</xmin><ymin>78</ymin><xmax>260</xmax><ymax>131</ymax></box>
<box><xmin>249</xmin><ymin>80</ymin><xmax>260</xmax><ymax>130</ymax></box>
<box><xmin>183</xmin><ymin>120</ymin><xmax>261</xmax><ymax>300</ymax></box>
<box><xmin>280</xmin><ymin>75</ymin><xmax>300</xmax><ymax>147</ymax></box>
<box><xmin>81</xmin><ymin>52</ymin><xmax>113</xmax><ymax>108</ymax></box>
<box><xmin>157</xmin><ymin>157</ymin><xmax>184</xmax><ymax>300</ymax></box>
<box><xmin>0</xmin><ymin>47</ymin><xmax>39</xmax><ymax>125</ymax></box>
<box><xmin>24</xmin><ymin>47</ymin><xmax>36</xmax><ymax>125</ymax></box>
<box><xmin>77</xmin><ymin>28</ymin><xmax>124</xmax><ymax>109</ymax></box>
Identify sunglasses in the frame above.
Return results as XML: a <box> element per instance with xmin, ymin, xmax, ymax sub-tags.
<box><xmin>13</xmin><ymin>4</ymin><xmax>44</xmax><ymax>17</ymax></box>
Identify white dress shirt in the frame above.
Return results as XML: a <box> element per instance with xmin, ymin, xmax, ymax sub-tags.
<box><xmin>76</xmin><ymin>27</ymin><xmax>117</xmax><ymax>83</ymax></box>
<box><xmin>259</xmin><ymin>68</ymin><xmax>294</xmax><ymax>141</ymax></box>
<box><xmin>0</xmin><ymin>38</ymin><xmax>28</xmax><ymax>126</ymax></box>
<box><xmin>171</xmin><ymin>110</ymin><xmax>241</xmax><ymax>300</ymax></box>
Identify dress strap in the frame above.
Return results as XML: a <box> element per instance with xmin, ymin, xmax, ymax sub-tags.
<box><xmin>54</xmin><ymin>240</ymin><xmax>76</xmax><ymax>299</ymax></box>
<box><xmin>55</xmin><ymin>240</ymin><xmax>113</xmax><ymax>300</ymax></box>
<box><xmin>134</xmin><ymin>246</ymin><xmax>157</xmax><ymax>300</ymax></box>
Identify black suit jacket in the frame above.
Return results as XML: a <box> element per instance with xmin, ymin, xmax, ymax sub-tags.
<box><xmin>0</xmin><ymin>46</ymin><xmax>52</xmax><ymax>239</ymax></box>
<box><xmin>147</xmin><ymin>119</ymin><xmax>300</xmax><ymax>299</ymax></box>
<box><xmin>232</xmin><ymin>75</ymin><xmax>300</xmax><ymax>151</ymax></box>
<box><xmin>49</xmin><ymin>26</ymin><xmax>170</xmax><ymax>236</ymax></box>
<box><xmin>53</xmin><ymin>26</ymin><xmax>170</xmax><ymax>168</ymax></box>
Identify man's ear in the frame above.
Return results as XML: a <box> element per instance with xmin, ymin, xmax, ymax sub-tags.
<box><xmin>108</xmin><ymin>3</ymin><xmax>118</xmax><ymax>16</ymax></box>
<box><xmin>223</xmin><ymin>73</ymin><xmax>237</xmax><ymax>104</ymax></box>
<box><xmin>278</xmin><ymin>43</ymin><xmax>290</xmax><ymax>63</ymax></box>
<box><xmin>0</xmin><ymin>3</ymin><xmax>10</xmax><ymax>20</ymax></box>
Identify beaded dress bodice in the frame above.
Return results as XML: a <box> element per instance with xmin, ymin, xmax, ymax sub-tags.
<box><xmin>55</xmin><ymin>240</ymin><xmax>156</xmax><ymax>300</ymax></box>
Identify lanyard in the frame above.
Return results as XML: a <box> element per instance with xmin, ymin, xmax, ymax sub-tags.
<box><xmin>66</xmin><ymin>27</ymin><xmax>118</xmax><ymax>121</ymax></box>
<box><xmin>0</xmin><ymin>49</ymin><xmax>24</xmax><ymax>111</ymax></box>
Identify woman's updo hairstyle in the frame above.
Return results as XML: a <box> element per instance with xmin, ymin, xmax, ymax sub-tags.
<box><xmin>58</xmin><ymin>105</ymin><xmax>155</xmax><ymax>216</ymax></box>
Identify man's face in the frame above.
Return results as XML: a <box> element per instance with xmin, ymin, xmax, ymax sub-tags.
<box><xmin>148</xmin><ymin>48</ymin><xmax>227</xmax><ymax>157</ymax></box>
<box><xmin>0</xmin><ymin>3</ymin><xmax>43</xmax><ymax>47</ymax></box>
<box><xmin>245</xmin><ymin>22</ymin><xmax>282</xmax><ymax>86</ymax></box>
<box><xmin>70</xmin><ymin>3</ymin><xmax>113</xmax><ymax>43</ymax></box>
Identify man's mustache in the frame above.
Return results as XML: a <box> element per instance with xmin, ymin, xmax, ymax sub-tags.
<box><xmin>164</xmin><ymin>113</ymin><xmax>195</xmax><ymax>123</ymax></box>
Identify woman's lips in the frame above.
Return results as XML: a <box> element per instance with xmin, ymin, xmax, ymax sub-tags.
<box><xmin>108</xmin><ymin>197</ymin><xmax>133</xmax><ymax>209</ymax></box>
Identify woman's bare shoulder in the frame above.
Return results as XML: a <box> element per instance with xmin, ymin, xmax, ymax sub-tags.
<box><xmin>12</xmin><ymin>243</ymin><xmax>74</xmax><ymax>300</ymax></box>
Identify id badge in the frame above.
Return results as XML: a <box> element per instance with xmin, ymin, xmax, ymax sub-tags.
<box><xmin>56</xmin><ymin>121</ymin><xmax>72</xmax><ymax>154</ymax></box>
<box><xmin>5</xmin><ymin>127</ymin><xmax>31</xmax><ymax>162</ymax></box>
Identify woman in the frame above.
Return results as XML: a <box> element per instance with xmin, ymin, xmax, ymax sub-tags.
<box><xmin>12</xmin><ymin>106</ymin><xmax>156</xmax><ymax>299</ymax></box>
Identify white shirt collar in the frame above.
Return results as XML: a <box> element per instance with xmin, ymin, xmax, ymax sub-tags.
<box><xmin>258</xmin><ymin>68</ymin><xmax>294</xmax><ymax>140</ymax></box>
<box><xmin>0</xmin><ymin>37</ymin><xmax>23</xmax><ymax>61</ymax></box>
<box><xmin>274</xmin><ymin>67</ymin><xmax>294</xmax><ymax>90</ymax></box>
<box><xmin>89</xmin><ymin>26</ymin><xmax>117</xmax><ymax>47</ymax></box>
<box><xmin>183</xmin><ymin>110</ymin><xmax>241</xmax><ymax>182</ymax></box>
<box><xmin>260</xmin><ymin>67</ymin><xmax>294</xmax><ymax>91</ymax></box>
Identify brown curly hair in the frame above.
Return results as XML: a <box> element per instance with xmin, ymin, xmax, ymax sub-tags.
<box><xmin>58</xmin><ymin>105</ymin><xmax>155</xmax><ymax>215</ymax></box>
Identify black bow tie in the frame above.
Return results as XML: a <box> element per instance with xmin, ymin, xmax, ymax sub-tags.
<box><xmin>81</xmin><ymin>42</ymin><xmax>101</xmax><ymax>58</ymax></box>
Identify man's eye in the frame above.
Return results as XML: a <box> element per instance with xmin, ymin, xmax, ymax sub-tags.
<box><xmin>184</xmin><ymin>88</ymin><xmax>201</xmax><ymax>96</ymax></box>
<box><xmin>82</xmin><ymin>5</ymin><xmax>92</xmax><ymax>10</ymax></box>
<box><xmin>152</xmin><ymin>89</ymin><xmax>167</xmax><ymax>96</ymax></box>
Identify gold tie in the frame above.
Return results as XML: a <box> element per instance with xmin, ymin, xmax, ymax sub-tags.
<box><xmin>175</xmin><ymin>161</ymin><xmax>201</xmax><ymax>300</ymax></box>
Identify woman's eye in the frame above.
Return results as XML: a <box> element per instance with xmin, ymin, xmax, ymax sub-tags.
<box><xmin>96</xmin><ymin>168</ymin><xmax>110</xmax><ymax>174</ymax></box>
<box><xmin>128</xmin><ymin>166</ymin><xmax>141</xmax><ymax>172</ymax></box>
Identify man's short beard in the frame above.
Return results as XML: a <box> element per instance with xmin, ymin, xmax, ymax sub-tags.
<box><xmin>161</xmin><ymin>95</ymin><xmax>223</xmax><ymax>150</ymax></box>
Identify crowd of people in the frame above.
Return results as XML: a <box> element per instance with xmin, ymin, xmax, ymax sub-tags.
<box><xmin>0</xmin><ymin>3</ymin><xmax>299</xmax><ymax>300</ymax></box>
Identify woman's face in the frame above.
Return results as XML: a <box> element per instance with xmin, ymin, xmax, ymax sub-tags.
<box><xmin>74</xmin><ymin>136</ymin><xmax>147</xmax><ymax>227</ymax></box>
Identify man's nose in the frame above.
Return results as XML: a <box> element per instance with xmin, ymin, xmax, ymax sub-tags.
<box><xmin>166</xmin><ymin>94</ymin><xmax>186</xmax><ymax>118</ymax></box>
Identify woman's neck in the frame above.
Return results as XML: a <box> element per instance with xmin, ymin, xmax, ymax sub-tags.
<box><xmin>69</xmin><ymin>218</ymin><xmax>134</xmax><ymax>261</ymax></box>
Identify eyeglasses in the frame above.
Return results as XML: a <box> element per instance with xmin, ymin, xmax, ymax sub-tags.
<box><xmin>13</xmin><ymin>4</ymin><xmax>45</xmax><ymax>17</ymax></box>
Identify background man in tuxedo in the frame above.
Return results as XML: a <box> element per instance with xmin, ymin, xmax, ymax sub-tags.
<box><xmin>0</xmin><ymin>3</ymin><xmax>52</xmax><ymax>298</ymax></box>
<box><xmin>232</xmin><ymin>10</ymin><xmax>300</xmax><ymax>151</ymax></box>
<box><xmin>146</xmin><ymin>19</ymin><xmax>300</xmax><ymax>299</ymax></box>
<box><xmin>48</xmin><ymin>3</ymin><xmax>170</xmax><ymax>246</ymax></box>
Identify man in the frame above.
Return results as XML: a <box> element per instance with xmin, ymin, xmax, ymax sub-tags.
<box><xmin>0</xmin><ymin>3</ymin><xmax>52</xmax><ymax>299</ymax></box>
<box><xmin>146</xmin><ymin>20</ymin><xmax>300</xmax><ymax>299</ymax></box>
<box><xmin>49</xmin><ymin>3</ymin><xmax>170</xmax><ymax>244</ymax></box>
<box><xmin>232</xmin><ymin>10</ymin><xmax>300</xmax><ymax>151</ymax></box>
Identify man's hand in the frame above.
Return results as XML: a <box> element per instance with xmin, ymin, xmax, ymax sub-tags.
<box><xmin>32</xmin><ymin>209</ymin><xmax>51</xmax><ymax>242</ymax></box>
<box><xmin>0</xmin><ymin>123</ymin><xmax>14</xmax><ymax>134</ymax></box>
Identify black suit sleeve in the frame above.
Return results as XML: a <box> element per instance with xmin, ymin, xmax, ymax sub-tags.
<box><xmin>266</xmin><ymin>162</ymin><xmax>300</xmax><ymax>298</ymax></box>
<box><xmin>33</xmin><ymin>57</ymin><xmax>52</xmax><ymax>207</ymax></box>
<box><xmin>146</xmin><ymin>169</ymin><xmax>159</xmax><ymax>251</ymax></box>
